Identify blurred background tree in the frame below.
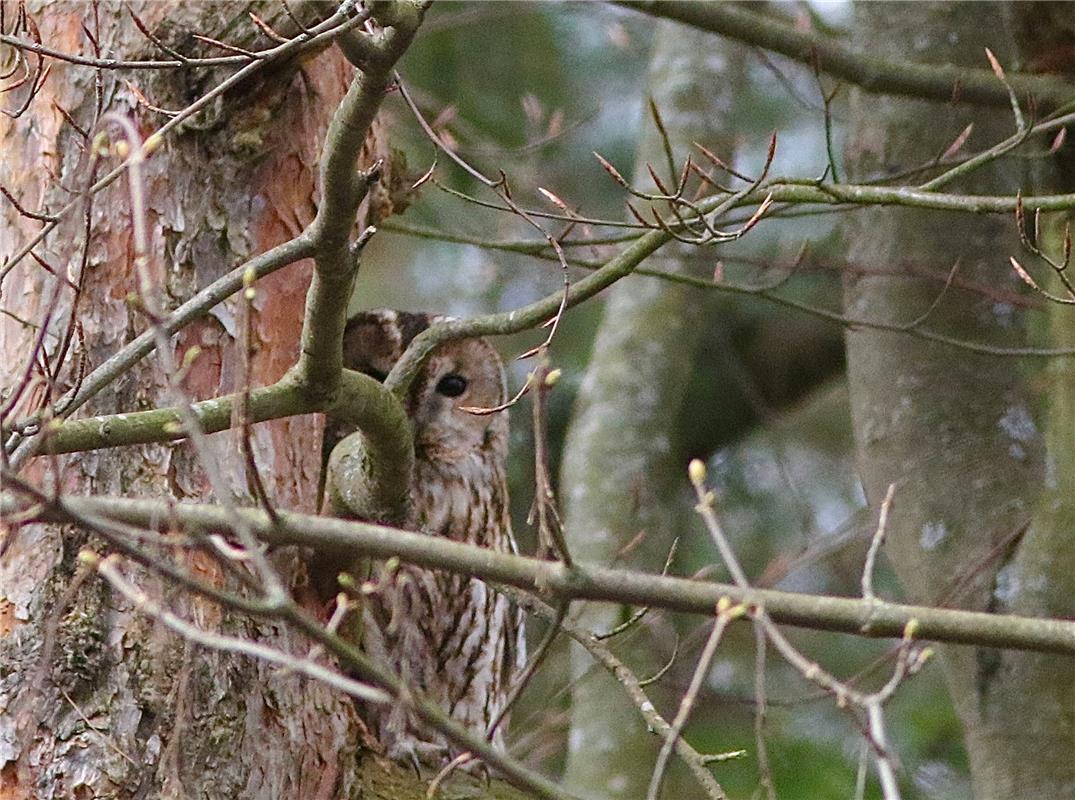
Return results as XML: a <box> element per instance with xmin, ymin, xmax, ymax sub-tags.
<box><xmin>361</xmin><ymin>3</ymin><xmax>1074</xmax><ymax>798</ymax></box>
<box><xmin>5</xmin><ymin>2</ymin><xmax>1075</xmax><ymax>799</ymax></box>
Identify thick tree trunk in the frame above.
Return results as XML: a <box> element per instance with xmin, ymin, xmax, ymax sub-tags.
<box><xmin>559</xmin><ymin>19</ymin><xmax>747</xmax><ymax>799</ymax></box>
<box><xmin>0</xmin><ymin>4</ymin><xmax>363</xmax><ymax>796</ymax></box>
<box><xmin>843</xmin><ymin>4</ymin><xmax>1075</xmax><ymax>797</ymax></box>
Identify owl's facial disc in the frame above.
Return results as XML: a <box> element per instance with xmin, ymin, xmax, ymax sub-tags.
<box><xmin>411</xmin><ymin>340</ymin><xmax>507</xmax><ymax>461</ymax></box>
<box><xmin>340</xmin><ymin>310</ymin><xmax>509</xmax><ymax>464</ymax></box>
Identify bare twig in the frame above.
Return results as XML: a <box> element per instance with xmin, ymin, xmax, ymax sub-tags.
<box><xmin>529</xmin><ymin>354</ymin><xmax>572</xmax><ymax>564</ymax></box>
<box><xmin>752</xmin><ymin>626</ymin><xmax>776</xmax><ymax>800</ymax></box>
<box><xmin>646</xmin><ymin>602</ymin><xmax>738</xmax><ymax>800</ymax></box>
<box><xmin>510</xmin><ymin>589</ymin><xmax>729</xmax><ymax>800</ymax></box>
<box><xmin>862</xmin><ymin>484</ymin><xmax>896</xmax><ymax>602</ymax></box>
<box><xmin>687</xmin><ymin>460</ymin><xmax>927</xmax><ymax>800</ymax></box>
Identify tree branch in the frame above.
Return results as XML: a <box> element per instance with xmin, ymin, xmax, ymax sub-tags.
<box><xmin>14</xmin><ymin>492</ymin><xmax>1075</xmax><ymax>657</ymax></box>
<box><xmin>385</xmin><ymin>179</ymin><xmax>1075</xmax><ymax>394</ymax></box>
<box><xmin>32</xmin><ymin>369</ymin><xmax>411</xmax><ymax>520</ymax></box>
<box><xmin>10</xmin><ymin>3</ymin><xmax>426</xmax><ymax>518</ymax></box>
<box><xmin>299</xmin><ymin>3</ymin><xmax>424</xmax><ymax>401</ymax></box>
<box><xmin>36</xmin><ymin>376</ymin><xmax>312</xmax><ymax>455</ymax></box>
<box><xmin>5</xmin><ymin>235</ymin><xmax>315</xmax><ymax>466</ymax></box>
<box><xmin>617</xmin><ymin>1</ymin><xmax>1075</xmax><ymax>109</ymax></box>
<box><xmin>18</xmin><ymin>176</ymin><xmax>1075</xmax><ymax>462</ymax></box>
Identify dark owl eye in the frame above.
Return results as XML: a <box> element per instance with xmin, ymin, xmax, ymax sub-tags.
<box><xmin>436</xmin><ymin>374</ymin><xmax>468</xmax><ymax>397</ymax></box>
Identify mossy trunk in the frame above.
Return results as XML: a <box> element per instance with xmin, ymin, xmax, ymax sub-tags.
<box><xmin>842</xmin><ymin>4</ymin><xmax>1075</xmax><ymax>797</ymax></box>
<box><xmin>559</xmin><ymin>19</ymin><xmax>748</xmax><ymax>799</ymax></box>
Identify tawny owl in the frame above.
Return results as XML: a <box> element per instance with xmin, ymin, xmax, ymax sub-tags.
<box><xmin>324</xmin><ymin>309</ymin><xmax>526</xmax><ymax>765</ymax></box>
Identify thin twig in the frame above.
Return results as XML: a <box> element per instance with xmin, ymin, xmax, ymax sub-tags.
<box><xmin>645</xmin><ymin>604</ymin><xmax>736</xmax><ymax>800</ymax></box>
<box><xmin>509</xmin><ymin>589</ymin><xmax>729</xmax><ymax>800</ymax></box>
<box><xmin>862</xmin><ymin>484</ymin><xmax>896</xmax><ymax>602</ymax></box>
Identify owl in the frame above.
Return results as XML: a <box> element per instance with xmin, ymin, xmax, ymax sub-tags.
<box><xmin>323</xmin><ymin>309</ymin><xmax>526</xmax><ymax>765</ymax></box>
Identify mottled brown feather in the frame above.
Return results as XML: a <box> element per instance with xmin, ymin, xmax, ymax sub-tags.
<box><xmin>330</xmin><ymin>310</ymin><xmax>525</xmax><ymax>763</ymax></box>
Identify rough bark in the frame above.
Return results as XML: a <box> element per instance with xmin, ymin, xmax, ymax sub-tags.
<box><xmin>842</xmin><ymin>4</ymin><xmax>1075</xmax><ymax>797</ymax></box>
<box><xmin>0</xmin><ymin>3</ymin><xmax>361</xmax><ymax>797</ymax></box>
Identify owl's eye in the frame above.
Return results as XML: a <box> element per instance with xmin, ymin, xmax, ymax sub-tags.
<box><xmin>436</xmin><ymin>374</ymin><xmax>468</xmax><ymax>397</ymax></box>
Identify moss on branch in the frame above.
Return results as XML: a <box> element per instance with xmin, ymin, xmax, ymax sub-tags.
<box><xmin>37</xmin><ymin>378</ymin><xmax>311</xmax><ymax>455</ymax></box>
<box><xmin>324</xmin><ymin>370</ymin><xmax>413</xmax><ymax>524</ymax></box>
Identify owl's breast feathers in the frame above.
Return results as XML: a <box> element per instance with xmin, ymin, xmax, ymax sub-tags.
<box><xmin>411</xmin><ymin>442</ymin><xmax>513</xmax><ymax>549</ymax></box>
<box><xmin>336</xmin><ymin>310</ymin><xmax>523</xmax><ymax>760</ymax></box>
<box><xmin>365</xmin><ymin>416</ymin><xmax>524</xmax><ymax>759</ymax></box>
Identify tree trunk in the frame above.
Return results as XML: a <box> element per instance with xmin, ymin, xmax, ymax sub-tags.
<box><xmin>0</xmin><ymin>3</ymin><xmax>363</xmax><ymax>796</ymax></box>
<box><xmin>842</xmin><ymin>3</ymin><xmax>1075</xmax><ymax>797</ymax></box>
<box><xmin>559</xmin><ymin>19</ymin><xmax>747</xmax><ymax>799</ymax></box>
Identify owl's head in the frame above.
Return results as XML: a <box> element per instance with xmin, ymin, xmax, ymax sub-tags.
<box><xmin>341</xmin><ymin>310</ymin><xmax>509</xmax><ymax>463</ymax></box>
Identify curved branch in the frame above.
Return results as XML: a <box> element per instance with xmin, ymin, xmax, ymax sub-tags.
<box><xmin>30</xmin><ymin>370</ymin><xmax>412</xmax><ymax>525</ymax></box>
<box><xmin>617</xmin><ymin>1</ymin><xmax>1075</xmax><ymax>109</ymax></box>
<box><xmin>299</xmin><ymin>4</ymin><xmax>425</xmax><ymax>399</ymax></box>
<box><xmin>9</xmin><ymin>2</ymin><xmax>426</xmax><ymax>496</ymax></box>
<box><xmin>323</xmin><ymin>371</ymin><xmax>413</xmax><ymax>524</ymax></box>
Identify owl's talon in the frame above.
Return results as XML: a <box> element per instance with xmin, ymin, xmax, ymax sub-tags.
<box><xmin>387</xmin><ymin>739</ymin><xmax>451</xmax><ymax>773</ymax></box>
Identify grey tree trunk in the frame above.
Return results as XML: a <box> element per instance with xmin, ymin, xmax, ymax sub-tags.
<box><xmin>559</xmin><ymin>20</ymin><xmax>748</xmax><ymax>799</ymax></box>
<box><xmin>843</xmin><ymin>4</ymin><xmax>1075</xmax><ymax>797</ymax></box>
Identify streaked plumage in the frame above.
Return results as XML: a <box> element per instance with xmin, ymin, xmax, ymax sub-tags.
<box><xmin>331</xmin><ymin>310</ymin><xmax>525</xmax><ymax>763</ymax></box>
